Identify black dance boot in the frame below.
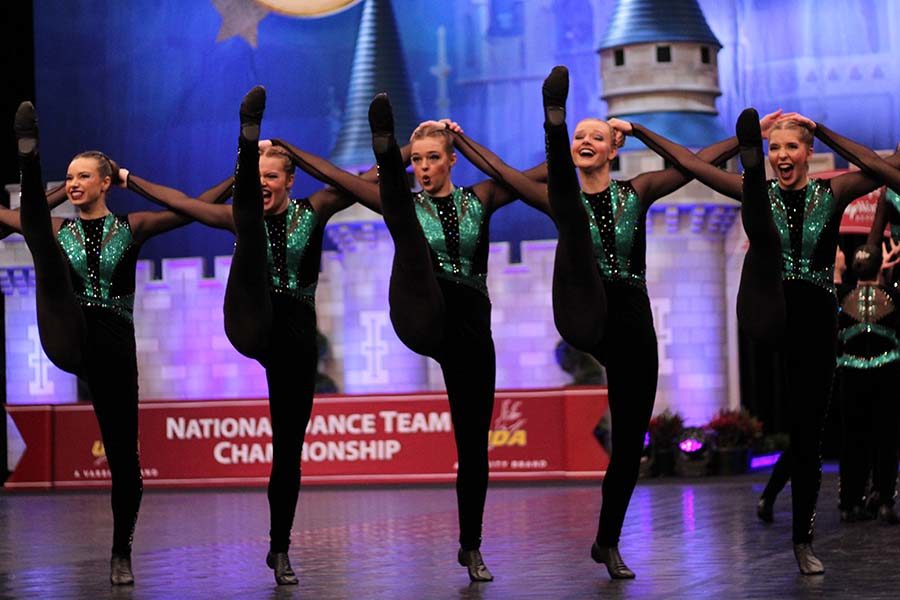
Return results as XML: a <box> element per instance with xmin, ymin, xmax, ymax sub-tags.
<box><xmin>877</xmin><ymin>504</ymin><xmax>900</xmax><ymax>525</ymax></box>
<box><xmin>793</xmin><ymin>543</ymin><xmax>824</xmax><ymax>575</ymax></box>
<box><xmin>266</xmin><ymin>551</ymin><xmax>299</xmax><ymax>585</ymax></box>
<box><xmin>239</xmin><ymin>85</ymin><xmax>266</xmax><ymax>143</ymax></box>
<box><xmin>14</xmin><ymin>101</ymin><xmax>39</xmax><ymax>157</ymax></box>
<box><xmin>757</xmin><ymin>496</ymin><xmax>774</xmax><ymax>523</ymax></box>
<box><xmin>736</xmin><ymin>107</ymin><xmax>763</xmax><ymax>171</ymax></box>
<box><xmin>542</xmin><ymin>66</ymin><xmax>568</xmax><ymax>127</ymax></box>
<box><xmin>368</xmin><ymin>92</ymin><xmax>395</xmax><ymax>155</ymax></box>
<box><xmin>458</xmin><ymin>548</ymin><xmax>494</xmax><ymax>582</ymax></box>
<box><xmin>109</xmin><ymin>553</ymin><xmax>135</xmax><ymax>586</ymax></box>
<box><xmin>840</xmin><ymin>504</ymin><xmax>873</xmax><ymax>523</ymax></box>
<box><xmin>591</xmin><ymin>542</ymin><xmax>635</xmax><ymax>579</ymax></box>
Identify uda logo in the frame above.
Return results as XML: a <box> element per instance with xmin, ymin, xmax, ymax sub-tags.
<box><xmin>488</xmin><ymin>399</ymin><xmax>527</xmax><ymax>450</ymax></box>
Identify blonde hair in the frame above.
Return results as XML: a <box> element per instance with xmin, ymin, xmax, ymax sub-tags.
<box><xmin>410</xmin><ymin>124</ymin><xmax>453</xmax><ymax>154</ymax></box>
<box><xmin>770</xmin><ymin>119</ymin><xmax>814</xmax><ymax>146</ymax></box>
<box><xmin>260</xmin><ymin>146</ymin><xmax>295</xmax><ymax>175</ymax></box>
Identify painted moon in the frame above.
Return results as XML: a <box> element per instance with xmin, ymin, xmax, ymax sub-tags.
<box><xmin>254</xmin><ymin>0</ymin><xmax>363</xmax><ymax>17</ymax></box>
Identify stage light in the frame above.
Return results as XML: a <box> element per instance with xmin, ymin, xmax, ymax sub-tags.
<box><xmin>677</xmin><ymin>428</ymin><xmax>708</xmax><ymax>455</ymax></box>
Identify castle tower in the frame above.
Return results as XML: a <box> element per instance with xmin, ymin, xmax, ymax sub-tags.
<box><xmin>329</xmin><ymin>0</ymin><xmax>420</xmax><ymax>170</ymax></box>
<box><xmin>598</xmin><ymin>0</ymin><xmax>737</xmax><ymax>424</ymax></box>
<box><xmin>599</xmin><ymin>0</ymin><xmax>725</xmax><ymax>147</ymax></box>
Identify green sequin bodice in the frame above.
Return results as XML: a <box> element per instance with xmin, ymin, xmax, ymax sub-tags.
<box><xmin>414</xmin><ymin>187</ymin><xmax>487</xmax><ymax>295</ymax></box>
<box><xmin>265</xmin><ymin>199</ymin><xmax>319</xmax><ymax>305</ymax></box>
<box><xmin>56</xmin><ymin>213</ymin><xmax>136</xmax><ymax>320</ymax></box>
<box><xmin>580</xmin><ymin>180</ymin><xmax>646</xmax><ymax>289</ymax></box>
<box><xmin>768</xmin><ymin>178</ymin><xmax>838</xmax><ymax>292</ymax></box>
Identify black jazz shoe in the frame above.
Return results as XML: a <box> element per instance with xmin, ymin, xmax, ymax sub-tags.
<box><xmin>793</xmin><ymin>543</ymin><xmax>824</xmax><ymax>575</ymax></box>
<box><xmin>877</xmin><ymin>504</ymin><xmax>900</xmax><ymax>525</ymax></box>
<box><xmin>757</xmin><ymin>497</ymin><xmax>774</xmax><ymax>523</ymax></box>
<box><xmin>591</xmin><ymin>542</ymin><xmax>636</xmax><ymax>579</ymax></box>
<box><xmin>458</xmin><ymin>548</ymin><xmax>494</xmax><ymax>582</ymax></box>
<box><xmin>266</xmin><ymin>551</ymin><xmax>299</xmax><ymax>585</ymax></box>
<box><xmin>109</xmin><ymin>553</ymin><xmax>135</xmax><ymax>586</ymax></box>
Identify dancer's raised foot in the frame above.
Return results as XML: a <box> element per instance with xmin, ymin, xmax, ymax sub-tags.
<box><xmin>266</xmin><ymin>551</ymin><xmax>299</xmax><ymax>585</ymax></box>
<box><xmin>736</xmin><ymin>107</ymin><xmax>763</xmax><ymax>171</ymax></box>
<box><xmin>757</xmin><ymin>496</ymin><xmax>774</xmax><ymax>523</ymax></box>
<box><xmin>368</xmin><ymin>92</ymin><xmax>396</xmax><ymax>154</ymax></box>
<box><xmin>239</xmin><ymin>85</ymin><xmax>266</xmax><ymax>142</ymax></box>
<box><xmin>14</xmin><ymin>101</ymin><xmax>39</xmax><ymax>157</ymax></box>
<box><xmin>591</xmin><ymin>542</ymin><xmax>635</xmax><ymax>579</ymax></box>
<box><xmin>458</xmin><ymin>548</ymin><xmax>494</xmax><ymax>582</ymax></box>
<box><xmin>542</xmin><ymin>66</ymin><xmax>569</xmax><ymax>127</ymax></box>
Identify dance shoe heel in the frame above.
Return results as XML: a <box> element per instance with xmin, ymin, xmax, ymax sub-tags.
<box><xmin>591</xmin><ymin>542</ymin><xmax>635</xmax><ymax>579</ymax></box>
<box><xmin>266</xmin><ymin>551</ymin><xmax>299</xmax><ymax>585</ymax></box>
<box><xmin>793</xmin><ymin>543</ymin><xmax>824</xmax><ymax>575</ymax></box>
<box><xmin>109</xmin><ymin>553</ymin><xmax>135</xmax><ymax>586</ymax></box>
<box><xmin>457</xmin><ymin>548</ymin><xmax>494</xmax><ymax>582</ymax></box>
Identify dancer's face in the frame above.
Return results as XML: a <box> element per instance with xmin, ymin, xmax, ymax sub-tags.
<box><xmin>411</xmin><ymin>137</ymin><xmax>456</xmax><ymax>196</ymax></box>
<box><xmin>768</xmin><ymin>128</ymin><xmax>813</xmax><ymax>191</ymax></box>
<box><xmin>571</xmin><ymin>119</ymin><xmax>617</xmax><ymax>172</ymax></box>
<box><xmin>65</xmin><ymin>157</ymin><xmax>110</xmax><ymax>208</ymax></box>
<box><xmin>259</xmin><ymin>155</ymin><xmax>294</xmax><ymax>215</ymax></box>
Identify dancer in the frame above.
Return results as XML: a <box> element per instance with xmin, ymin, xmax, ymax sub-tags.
<box><xmin>837</xmin><ymin>195</ymin><xmax>900</xmax><ymax>524</ymax></box>
<box><xmin>613</xmin><ymin>107</ymin><xmax>900</xmax><ymax>574</ymax></box>
<box><xmin>9</xmin><ymin>102</ymin><xmax>232</xmax><ymax>585</ymax></box>
<box><xmin>365</xmin><ymin>92</ymin><xmax>570</xmax><ymax>582</ymax></box>
<box><xmin>125</xmin><ymin>87</ymin><xmax>388</xmax><ymax>586</ymax></box>
<box><xmin>442</xmin><ymin>66</ymin><xmax>774</xmax><ymax>580</ymax></box>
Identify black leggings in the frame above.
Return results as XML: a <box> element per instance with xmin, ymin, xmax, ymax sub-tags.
<box><xmin>224</xmin><ymin>138</ymin><xmax>319</xmax><ymax>553</ymax></box>
<box><xmin>781</xmin><ymin>281</ymin><xmax>837</xmax><ymax>543</ymax></box>
<box><xmin>839</xmin><ymin>364</ymin><xmax>900</xmax><ymax>510</ymax></box>
<box><xmin>761</xmin><ymin>450</ymin><xmax>791</xmax><ymax>505</ymax></box>
<box><xmin>260</xmin><ymin>295</ymin><xmax>318</xmax><ymax>553</ymax></box>
<box><xmin>18</xmin><ymin>153</ymin><xmax>141</xmax><ymax>557</ymax></box>
<box><xmin>372</xmin><ymin>131</ymin><xmax>495</xmax><ymax>550</ymax></box>
<box><xmin>589</xmin><ymin>283</ymin><xmax>658</xmax><ymax>547</ymax></box>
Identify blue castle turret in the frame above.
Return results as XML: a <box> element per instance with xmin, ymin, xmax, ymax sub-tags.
<box><xmin>330</xmin><ymin>0</ymin><xmax>420</xmax><ymax>169</ymax></box>
<box><xmin>599</xmin><ymin>0</ymin><xmax>726</xmax><ymax>147</ymax></box>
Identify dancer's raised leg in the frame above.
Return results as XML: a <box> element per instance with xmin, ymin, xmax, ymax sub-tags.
<box><xmin>15</xmin><ymin>101</ymin><xmax>87</xmax><ymax>374</ymax></box>
<box><xmin>542</xmin><ymin>67</ymin><xmax>606</xmax><ymax>351</ymax></box>
<box><xmin>223</xmin><ymin>86</ymin><xmax>274</xmax><ymax>359</ymax></box>
<box><xmin>369</xmin><ymin>93</ymin><xmax>445</xmax><ymax>355</ymax></box>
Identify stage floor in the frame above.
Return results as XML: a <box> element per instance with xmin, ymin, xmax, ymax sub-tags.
<box><xmin>1</xmin><ymin>470</ymin><xmax>897</xmax><ymax>599</ymax></box>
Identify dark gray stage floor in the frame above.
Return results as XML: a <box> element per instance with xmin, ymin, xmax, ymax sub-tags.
<box><xmin>1</xmin><ymin>470</ymin><xmax>898</xmax><ymax>599</ymax></box>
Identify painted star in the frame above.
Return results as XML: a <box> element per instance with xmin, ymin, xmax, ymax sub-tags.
<box><xmin>212</xmin><ymin>0</ymin><xmax>270</xmax><ymax>48</ymax></box>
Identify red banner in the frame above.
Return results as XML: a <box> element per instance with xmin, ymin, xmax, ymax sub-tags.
<box><xmin>815</xmin><ymin>168</ymin><xmax>889</xmax><ymax>235</ymax></box>
<box><xmin>6</xmin><ymin>388</ymin><xmax>609</xmax><ymax>489</ymax></box>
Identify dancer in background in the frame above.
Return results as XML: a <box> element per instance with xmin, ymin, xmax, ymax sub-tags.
<box><xmin>614</xmin><ymin>107</ymin><xmax>900</xmax><ymax>574</ymax></box>
<box><xmin>837</xmin><ymin>192</ymin><xmax>900</xmax><ymax>524</ymax></box>
<box><xmin>7</xmin><ymin>102</ymin><xmax>231</xmax><ymax>585</ymax></box>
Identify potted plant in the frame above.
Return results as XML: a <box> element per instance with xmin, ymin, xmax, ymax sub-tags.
<box><xmin>675</xmin><ymin>427</ymin><xmax>711</xmax><ymax>477</ymax></box>
<box><xmin>706</xmin><ymin>409</ymin><xmax>763</xmax><ymax>475</ymax></box>
<box><xmin>646</xmin><ymin>409</ymin><xmax>685</xmax><ymax>476</ymax></box>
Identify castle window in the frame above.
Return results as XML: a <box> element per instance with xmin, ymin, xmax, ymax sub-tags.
<box><xmin>614</xmin><ymin>48</ymin><xmax>625</xmax><ymax>66</ymax></box>
<box><xmin>656</xmin><ymin>46</ymin><xmax>671</xmax><ymax>63</ymax></box>
<box><xmin>701</xmin><ymin>46</ymin><xmax>711</xmax><ymax>64</ymax></box>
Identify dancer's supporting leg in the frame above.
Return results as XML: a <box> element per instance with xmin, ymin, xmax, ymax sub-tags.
<box><xmin>591</xmin><ymin>285</ymin><xmax>657</xmax><ymax>579</ymax></box>
<box><xmin>784</xmin><ymin>285</ymin><xmax>835</xmax><ymax>575</ymax></box>
<box><xmin>838</xmin><ymin>369</ymin><xmax>873</xmax><ymax>520</ymax></box>
<box><xmin>542</xmin><ymin>66</ymin><xmax>606</xmax><ymax>351</ymax></box>
<box><xmin>262</xmin><ymin>296</ymin><xmax>318</xmax><ymax>585</ymax></box>
<box><xmin>82</xmin><ymin>309</ymin><xmax>142</xmax><ymax>585</ymax></box>
<box><xmin>735</xmin><ymin>107</ymin><xmax>786</xmax><ymax>344</ymax></box>
<box><xmin>368</xmin><ymin>93</ymin><xmax>445</xmax><ymax>355</ymax></box>
<box><xmin>15</xmin><ymin>102</ymin><xmax>87</xmax><ymax>373</ymax></box>
<box><xmin>436</xmin><ymin>282</ymin><xmax>495</xmax><ymax>582</ymax></box>
<box><xmin>758</xmin><ymin>450</ymin><xmax>791</xmax><ymax>522</ymax></box>
<box><xmin>223</xmin><ymin>86</ymin><xmax>274</xmax><ymax>359</ymax></box>
<box><xmin>872</xmin><ymin>363</ymin><xmax>900</xmax><ymax>524</ymax></box>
